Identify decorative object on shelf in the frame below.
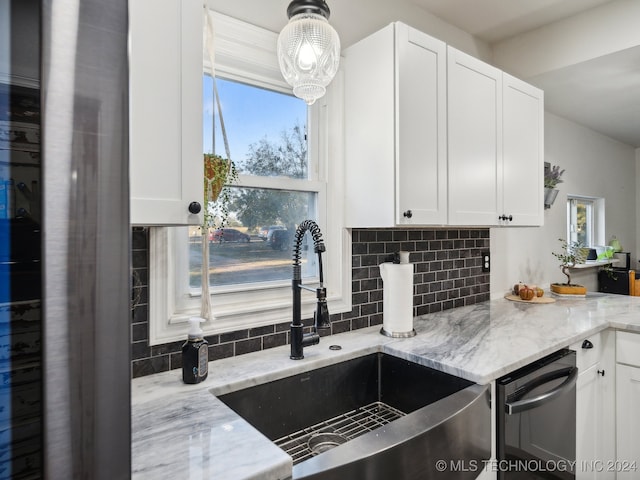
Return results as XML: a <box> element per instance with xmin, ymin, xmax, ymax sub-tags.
<box><xmin>277</xmin><ymin>0</ymin><xmax>341</xmax><ymax>105</ymax></box>
<box><xmin>609</xmin><ymin>235</ymin><xmax>622</xmax><ymax>252</ymax></box>
<box><xmin>551</xmin><ymin>238</ymin><xmax>587</xmax><ymax>295</ymax></box>
<box><xmin>544</xmin><ymin>163</ymin><xmax>565</xmax><ymax>209</ymax></box>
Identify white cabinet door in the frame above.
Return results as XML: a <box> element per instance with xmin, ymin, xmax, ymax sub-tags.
<box><xmin>576</xmin><ymin>363</ymin><xmax>616</xmax><ymax>480</ymax></box>
<box><xmin>576</xmin><ymin>363</ymin><xmax>599</xmax><ymax>480</ymax></box>
<box><xmin>396</xmin><ymin>24</ymin><xmax>447</xmax><ymax>225</ymax></box>
<box><xmin>447</xmin><ymin>47</ymin><xmax>502</xmax><ymax>225</ymax></box>
<box><xmin>502</xmin><ymin>73</ymin><xmax>543</xmax><ymax>226</ymax></box>
<box><xmin>129</xmin><ymin>0</ymin><xmax>203</xmax><ymax>225</ymax></box>
<box><xmin>573</xmin><ymin>331</ymin><xmax>615</xmax><ymax>480</ymax></box>
<box><xmin>344</xmin><ymin>23</ymin><xmax>446</xmax><ymax>227</ymax></box>
<box><xmin>616</xmin><ymin>363</ymin><xmax>640</xmax><ymax>479</ymax></box>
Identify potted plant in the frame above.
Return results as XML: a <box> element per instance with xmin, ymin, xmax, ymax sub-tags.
<box><xmin>200</xmin><ymin>153</ymin><xmax>238</xmax><ymax>320</ymax></box>
<box><xmin>550</xmin><ymin>238</ymin><xmax>587</xmax><ymax>295</ymax></box>
<box><xmin>544</xmin><ymin>164</ymin><xmax>564</xmax><ymax>208</ymax></box>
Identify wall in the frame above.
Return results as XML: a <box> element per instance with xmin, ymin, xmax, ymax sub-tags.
<box><xmin>131</xmin><ymin>227</ymin><xmax>490</xmax><ymax>378</ymax></box>
<box><xmin>210</xmin><ymin>0</ymin><xmax>492</xmax><ymax>61</ymax></box>
<box><xmin>491</xmin><ymin>112</ymin><xmax>637</xmax><ymax>297</ymax></box>
<box><xmin>492</xmin><ymin>0</ymin><xmax>640</xmax><ymax>79</ymax></box>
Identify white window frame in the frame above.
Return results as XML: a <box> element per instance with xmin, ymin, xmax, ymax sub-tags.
<box><xmin>566</xmin><ymin>195</ymin><xmax>605</xmax><ymax>247</ymax></box>
<box><xmin>149</xmin><ymin>12</ymin><xmax>351</xmax><ymax>345</ymax></box>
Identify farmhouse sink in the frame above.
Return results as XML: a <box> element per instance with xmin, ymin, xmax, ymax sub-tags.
<box><xmin>216</xmin><ymin>353</ymin><xmax>490</xmax><ymax>479</ymax></box>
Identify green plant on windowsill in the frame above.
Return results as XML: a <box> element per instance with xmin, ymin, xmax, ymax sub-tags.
<box><xmin>551</xmin><ymin>238</ymin><xmax>587</xmax><ymax>294</ymax></box>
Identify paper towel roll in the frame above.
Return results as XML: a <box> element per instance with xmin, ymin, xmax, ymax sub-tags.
<box><xmin>379</xmin><ymin>262</ymin><xmax>416</xmax><ymax>337</ymax></box>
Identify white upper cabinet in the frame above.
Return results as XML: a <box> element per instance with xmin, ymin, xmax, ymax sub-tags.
<box><xmin>447</xmin><ymin>47</ymin><xmax>502</xmax><ymax>225</ymax></box>
<box><xmin>129</xmin><ymin>0</ymin><xmax>203</xmax><ymax>225</ymax></box>
<box><xmin>447</xmin><ymin>47</ymin><xmax>544</xmax><ymax>226</ymax></box>
<box><xmin>502</xmin><ymin>73</ymin><xmax>544</xmax><ymax>226</ymax></box>
<box><xmin>344</xmin><ymin>23</ymin><xmax>447</xmax><ymax>227</ymax></box>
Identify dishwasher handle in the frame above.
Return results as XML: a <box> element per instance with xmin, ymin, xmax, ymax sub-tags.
<box><xmin>505</xmin><ymin>366</ymin><xmax>578</xmax><ymax>415</ymax></box>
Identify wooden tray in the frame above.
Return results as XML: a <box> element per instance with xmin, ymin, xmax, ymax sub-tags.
<box><xmin>504</xmin><ymin>294</ymin><xmax>556</xmax><ymax>304</ymax></box>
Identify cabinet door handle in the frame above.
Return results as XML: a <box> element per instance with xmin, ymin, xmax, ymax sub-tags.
<box><xmin>582</xmin><ymin>339</ymin><xmax>594</xmax><ymax>349</ymax></box>
<box><xmin>188</xmin><ymin>201</ymin><xmax>202</xmax><ymax>214</ymax></box>
<box><xmin>499</xmin><ymin>214</ymin><xmax>514</xmax><ymax>222</ymax></box>
<box><xmin>597</xmin><ymin>369</ymin><xmax>605</xmax><ymax>376</ymax></box>
<box><xmin>403</xmin><ymin>210</ymin><xmax>413</xmax><ymax>219</ymax></box>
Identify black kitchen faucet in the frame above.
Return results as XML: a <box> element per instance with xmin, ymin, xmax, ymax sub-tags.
<box><xmin>290</xmin><ymin>220</ymin><xmax>330</xmax><ymax>360</ymax></box>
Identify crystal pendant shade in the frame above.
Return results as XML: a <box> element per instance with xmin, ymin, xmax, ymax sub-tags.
<box><xmin>277</xmin><ymin>12</ymin><xmax>340</xmax><ymax>105</ymax></box>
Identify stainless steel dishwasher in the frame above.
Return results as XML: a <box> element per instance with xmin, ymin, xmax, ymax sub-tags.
<box><xmin>497</xmin><ymin>349</ymin><xmax>577</xmax><ymax>480</ymax></box>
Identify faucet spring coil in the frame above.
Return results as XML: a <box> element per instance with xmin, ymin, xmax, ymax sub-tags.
<box><xmin>292</xmin><ymin>220</ymin><xmax>325</xmax><ymax>266</ymax></box>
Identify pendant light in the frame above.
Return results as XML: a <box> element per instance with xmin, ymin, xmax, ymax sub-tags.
<box><xmin>277</xmin><ymin>0</ymin><xmax>341</xmax><ymax>105</ymax></box>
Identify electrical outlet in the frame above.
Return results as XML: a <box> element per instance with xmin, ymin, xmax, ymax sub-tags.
<box><xmin>482</xmin><ymin>252</ymin><xmax>490</xmax><ymax>272</ymax></box>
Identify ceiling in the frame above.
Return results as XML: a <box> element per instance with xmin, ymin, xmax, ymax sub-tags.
<box><xmin>409</xmin><ymin>0</ymin><xmax>640</xmax><ymax>147</ymax></box>
<box><xmin>408</xmin><ymin>0</ymin><xmax>614</xmax><ymax>43</ymax></box>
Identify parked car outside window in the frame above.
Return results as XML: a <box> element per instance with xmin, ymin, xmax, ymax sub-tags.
<box><xmin>258</xmin><ymin>225</ymin><xmax>286</xmax><ymax>241</ymax></box>
<box><xmin>209</xmin><ymin>228</ymin><xmax>250</xmax><ymax>243</ymax></box>
<box><xmin>268</xmin><ymin>229</ymin><xmax>292</xmax><ymax>251</ymax></box>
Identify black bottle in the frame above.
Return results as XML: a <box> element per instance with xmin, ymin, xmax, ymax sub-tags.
<box><xmin>182</xmin><ymin>318</ymin><xmax>209</xmax><ymax>384</ymax></box>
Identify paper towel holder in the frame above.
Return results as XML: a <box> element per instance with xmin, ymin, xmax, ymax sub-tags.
<box><xmin>380</xmin><ymin>327</ymin><xmax>416</xmax><ymax>338</ymax></box>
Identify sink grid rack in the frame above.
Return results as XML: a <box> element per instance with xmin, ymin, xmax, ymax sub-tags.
<box><xmin>274</xmin><ymin>401</ymin><xmax>406</xmax><ymax>465</ymax></box>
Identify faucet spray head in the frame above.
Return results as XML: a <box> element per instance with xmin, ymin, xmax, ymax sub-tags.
<box><xmin>314</xmin><ymin>287</ymin><xmax>331</xmax><ymax>329</ymax></box>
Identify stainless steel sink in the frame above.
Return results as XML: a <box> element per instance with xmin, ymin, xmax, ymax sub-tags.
<box><xmin>217</xmin><ymin>352</ymin><xmax>490</xmax><ymax>480</ymax></box>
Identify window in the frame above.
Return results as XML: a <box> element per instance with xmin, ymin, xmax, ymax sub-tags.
<box><xmin>191</xmin><ymin>76</ymin><xmax>320</xmax><ymax>289</ymax></box>
<box><xmin>149</xmin><ymin>12</ymin><xmax>350</xmax><ymax>345</ymax></box>
<box><xmin>567</xmin><ymin>195</ymin><xmax>604</xmax><ymax>247</ymax></box>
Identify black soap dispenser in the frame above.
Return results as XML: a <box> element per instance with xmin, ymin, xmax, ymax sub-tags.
<box><xmin>182</xmin><ymin>317</ymin><xmax>209</xmax><ymax>384</ymax></box>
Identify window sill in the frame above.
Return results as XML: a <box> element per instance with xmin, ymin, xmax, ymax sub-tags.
<box><xmin>570</xmin><ymin>259</ymin><xmax>620</xmax><ymax>269</ymax></box>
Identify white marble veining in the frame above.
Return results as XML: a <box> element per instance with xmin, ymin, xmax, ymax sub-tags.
<box><xmin>132</xmin><ymin>293</ymin><xmax>640</xmax><ymax>480</ymax></box>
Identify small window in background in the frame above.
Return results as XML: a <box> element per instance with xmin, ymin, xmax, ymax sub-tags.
<box><xmin>191</xmin><ymin>75</ymin><xmax>318</xmax><ymax>290</ymax></box>
<box><xmin>567</xmin><ymin>196</ymin><xmax>603</xmax><ymax>247</ymax></box>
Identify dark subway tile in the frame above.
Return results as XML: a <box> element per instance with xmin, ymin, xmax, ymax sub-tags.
<box><xmin>131</xmin><ymin>304</ymin><xmax>148</xmax><ymax>324</ymax></box>
<box><xmin>369</xmin><ymin>314</ymin><xmax>383</xmax><ymax>326</ymax></box>
<box><xmin>332</xmin><ymin>320</ymin><xmax>351</xmax><ymax>335</ymax></box>
<box><xmin>249</xmin><ymin>325</ymin><xmax>275</xmax><ymax>337</ymax></box>
<box><xmin>132</xmin><ymin>356</ymin><xmax>169</xmax><ymax>378</ymax></box>
<box><xmin>209</xmin><ymin>343</ymin><xmax>234</xmax><ymax>361</ymax></box>
<box><xmin>132</xmin><ymin>322</ymin><xmax>148</xmax><ymax>342</ymax></box>
<box><xmin>376</xmin><ymin>230</ymin><xmax>393</xmax><ymax>242</ymax></box>
<box><xmin>351</xmin><ymin>317</ymin><xmax>369</xmax><ymax>330</ymax></box>
<box><xmin>236</xmin><ymin>337</ymin><xmax>263</xmax><ymax>356</ymax></box>
<box><xmin>393</xmin><ymin>231</ymin><xmax>408</xmax><ymax>242</ymax></box>
<box><xmin>220</xmin><ymin>329</ymin><xmax>249</xmax><ymax>343</ymax></box>
<box><xmin>263</xmin><ymin>332</ymin><xmax>287</xmax><ymax>350</ymax></box>
<box><xmin>131</xmin><ymin>341</ymin><xmax>150</xmax><ymax>360</ymax></box>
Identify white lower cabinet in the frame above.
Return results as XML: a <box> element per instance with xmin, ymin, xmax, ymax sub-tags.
<box><xmin>616</xmin><ymin>331</ymin><xmax>640</xmax><ymax>479</ymax></box>
<box><xmin>573</xmin><ymin>332</ymin><xmax>615</xmax><ymax>479</ymax></box>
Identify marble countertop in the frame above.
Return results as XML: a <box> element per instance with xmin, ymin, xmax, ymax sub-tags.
<box><xmin>132</xmin><ymin>292</ymin><xmax>640</xmax><ymax>480</ymax></box>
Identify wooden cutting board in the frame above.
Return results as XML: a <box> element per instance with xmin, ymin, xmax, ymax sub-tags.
<box><xmin>504</xmin><ymin>294</ymin><xmax>556</xmax><ymax>304</ymax></box>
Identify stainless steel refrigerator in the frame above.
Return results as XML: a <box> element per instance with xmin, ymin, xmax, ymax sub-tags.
<box><xmin>1</xmin><ymin>0</ymin><xmax>131</xmax><ymax>478</ymax></box>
